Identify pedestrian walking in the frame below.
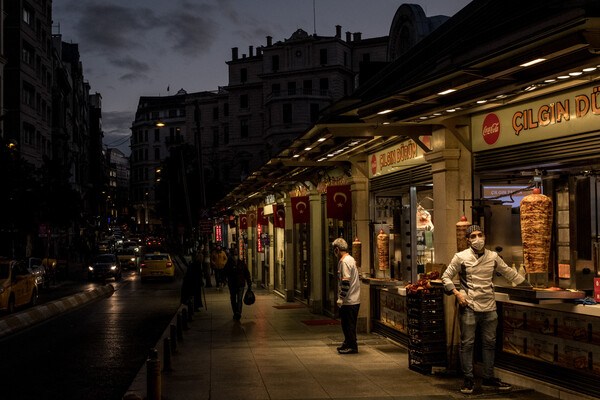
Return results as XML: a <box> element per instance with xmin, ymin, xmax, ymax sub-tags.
<box><xmin>210</xmin><ymin>244</ymin><xmax>227</xmax><ymax>289</ymax></box>
<box><xmin>202</xmin><ymin>244</ymin><xmax>212</xmax><ymax>288</ymax></box>
<box><xmin>226</xmin><ymin>255</ymin><xmax>252</xmax><ymax>321</ymax></box>
<box><xmin>332</xmin><ymin>238</ymin><xmax>360</xmax><ymax>354</ymax></box>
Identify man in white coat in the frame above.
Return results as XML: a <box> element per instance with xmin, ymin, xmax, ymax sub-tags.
<box><xmin>442</xmin><ymin>225</ymin><xmax>532</xmax><ymax>394</ymax></box>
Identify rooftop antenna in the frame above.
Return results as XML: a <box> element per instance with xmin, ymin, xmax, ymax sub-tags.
<box><xmin>313</xmin><ymin>0</ymin><xmax>316</xmax><ymax>35</ymax></box>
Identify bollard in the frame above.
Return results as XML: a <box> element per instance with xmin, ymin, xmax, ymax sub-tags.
<box><xmin>182</xmin><ymin>308</ymin><xmax>190</xmax><ymax>330</ymax></box>
<box><xmin>146</xmin><ymin>348</ymin><xmax>161</xmax><ymax>400</ymax></box>
<box><xmin>170</xmin><ymin>324</ymin><xmax>177</xmax><ymax>353</ymax></box>
<box><xmin>163</xmin><ymin>337</ymin><xmax>172</xmax><ymax>371</ymax></box>
<box><xmin>177</xmin><ymin>313</ymin><xmax>184</xmax><ymax>341</ymax></box>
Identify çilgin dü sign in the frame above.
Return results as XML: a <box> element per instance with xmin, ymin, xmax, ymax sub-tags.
<box><xmin>368</xmin><ymin>136</ymin><xmax>430</xmax><ymax>179</ymax></box>
<box><xmin>472</xmin><ymin>83</ymin><xmax>600</xmax><ymax>152</ymax></box>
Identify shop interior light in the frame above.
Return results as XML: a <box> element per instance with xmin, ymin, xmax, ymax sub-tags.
<box><xmin>327</xmin><ymin>154</ymin><xmax>335</xmax><ymax>157</ymax></box>
<box><xmin>557</xmin><ymin>75</ymin><xmax>570</xmax><ymax>79</ymax></box>
<box><xmin>419</xmin><ymin>116</ymin><xmax>428</xmax><ymax>120</ymax></box>
<box><xmin>156</xmin><ymin>122</ymin><xmax>165</xmax><ymax>127</ymax></box>
<box><xmin>583</xmin><ymin>67</ymin><xmax>597</xmax><ymax>72</ymax></box>
<box><xmin>476</xmin><ymin>100</ymin><xmax>488</xmax><ymax>104</ymax></box>
<box><xmin>382</xmin><ymin>121</ymin><xmax>391</xmax><ymax>125</ymax></box>
<box><xmin>446</xmin><ymin>109</ymin><xmax>456</xmax><ymax>113</ymax></box>
<box><xmin>519</xmin><ymin>58</ymin><xmax>546</xmax><ymax>67</ymax></box>
<box><xmin>437</xmin><ymin>88</ymin><xmax>456</xmax><ymax>95</ymax></box>
<box><xmin>293</xmin><ymin>154</ymin><xmax>300</xmax><ymax>158</ymax></box>
<box><xmin>377</xmin><ymin>109</ymin><xmax>394</xmax><ymax>115</ymax></box>
<box><xmin>544</xmin><ymin>79</ymin><xmax>556</xmax><ymax>83</ymax></box>
<box><xmin>496</xmin><ymin>94</ymin><xmax>507</xmax><ymax>99</ymax></box>
<box><xmin>304</xmin><ymin>147</ymin><xmax>312</xmax><ymax>151</ymax></box>
<box><xmin>349</xmin><ymin>141</ymin><xmax>360</xmax><ymax>146</ymax></box>
<box><xmin>433</xmin><ymin>112</ymin><xmax>442</xmax><ymax>116</ymax></box>
<box><xmin>569</xmin><ymin>71</ymin><xmax>583</xmax><ymax>76</ymax></box>
<box><xmin>317</xmin><ymin>137</ymin><xmax>327</xmax><ymax>142</ymax></box>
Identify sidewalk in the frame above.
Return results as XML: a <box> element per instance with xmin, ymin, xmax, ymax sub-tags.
<box><xmin>126</xmin><ymin>286</ymin><xmax>560</xmax><ymax>400</ymax></box>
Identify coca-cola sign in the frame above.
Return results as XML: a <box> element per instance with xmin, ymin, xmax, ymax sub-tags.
<box><xmin>482</xmin><ymin>113</ymin><xmax>500</xmax><ymax>145</ymax></box>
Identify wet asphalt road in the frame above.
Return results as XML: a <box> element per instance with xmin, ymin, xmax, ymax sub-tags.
<box><xmin>0</xmin><ymin>265</ymin><xmax>183</xmax><ymax>400</ymax></box>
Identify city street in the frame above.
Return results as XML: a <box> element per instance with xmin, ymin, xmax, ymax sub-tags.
<box><xmin>0</xmin><ymin>260</ymin><xmax>183</xmax><ymax>400</ymax></box>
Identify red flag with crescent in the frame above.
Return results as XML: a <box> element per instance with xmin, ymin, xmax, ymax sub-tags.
<box><xmin>247</xmin><ymin>210</ymin><xmax>257</xmax><ymax>227</ymax></box>
<box><xmin>291</xmin><ymin>196</ymin><xmax>310</xmax><ymax>224</ymax></box>
<box><xmin>257</xmin><ymin>207</ymin><xmax>268</xmax><ymax>226</ymax></box>
<box><xmin>326</xmin><ymin>185</ymin><xmax>352</xmax><ymax>221</ymax></box>
<box><xmin>274</xmin><ymin>205</ymin><xmax>285</xmax><ymax>228</ymax></box>
<box><xmin>239</xmin><ymin>214</ymin><xmax>248</xmax><ymax>230</ymax></box>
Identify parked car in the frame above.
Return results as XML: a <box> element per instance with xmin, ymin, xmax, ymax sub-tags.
<box><xmin>88</xmin><ymin>254</ymin><xmax>122</xmax><ymax>281</ymax></box>
<box><xmin>140</xmin><ymin>253</ymin><xmax>174</xmax><ymax>282</ymax></box>
<box><xmin>25</xmin><ymin>257</ymin><xmax>45</xmax><ymax>286</ymax></box>
<box><xmin>0</xmin><ymin>257</ymin><xmax>38</xmax><ymax>313</ymax></box>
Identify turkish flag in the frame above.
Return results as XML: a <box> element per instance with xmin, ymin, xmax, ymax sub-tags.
<box><xmin>257</xmin><ymin>207</ymin><xmax>268</xmax><ymax>226</ymax></box>
<box><xmin>291</xmin><ymin>196</ymin><xmax>310</xmax><ymax>224</ymax></box>
<box><xmin>274</xmin><ymin>205</ymin><xmax>285</xmax><ymax>228</ymax></box>
<box><xmin>239</xmin><ymin>214</ymin><xmax>248</xmax><ymax>230</ymax></box>
<box><xmin>326</xmin><ymin>185</ymin><xmax>352</xmax><ymax>221</ymax></box>
<box><xmin>247</xmin><ymin>210</ymin><xmax>257</xmax><ymax>227</ymax></box>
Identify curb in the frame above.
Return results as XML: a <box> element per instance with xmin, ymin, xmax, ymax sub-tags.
<box><xmin>0</xmin><ymin>284</ymin><xmax>116</xmax><ymax>339</ymax></box>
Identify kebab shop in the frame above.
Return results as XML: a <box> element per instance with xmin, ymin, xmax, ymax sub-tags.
<box><xmin>363</xmin><ymin>136</ymin><xmax>435</xmax><ymax>343</ymax></box>
<box><xmin>470</xmin><ymin>82</ymin><xmax>600</xmax><ymax>395</ymax></box>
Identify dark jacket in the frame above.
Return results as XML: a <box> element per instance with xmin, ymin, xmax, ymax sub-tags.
<box><xmin>226</xmin><ymin>259</ymin><xmax>251</xmax><ymax>290</ymax></box>
<box><xmin>181</xmin><ymin>257</ymin><xmax>204</xmax><ymax>303</ymax></box>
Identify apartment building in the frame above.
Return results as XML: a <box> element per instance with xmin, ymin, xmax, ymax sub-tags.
<box><xmin>4</xmin><ymin>0</ymin><xmax>54</xmax><ymax>168</ymax></box>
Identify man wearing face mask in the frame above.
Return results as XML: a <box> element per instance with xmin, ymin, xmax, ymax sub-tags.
<box><xmin>442</xmin><ymin>225</ymin><xmax>532</xmax><ymax>394</ymax></box>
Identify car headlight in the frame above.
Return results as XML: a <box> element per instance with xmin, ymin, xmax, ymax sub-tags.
<box><xmin>111</xmin><ymin>265</ymin><xmax>117</xmax><ymax>270</ymax></box>
<box><xmin>130</xmin><ymin>258</ymin><xmax>135</xmax><ymax>262</ymax></box>
<box><xmin>88</xmin><ymin>266</ymin><xmax>94</xmax><ymax>271</ymax></box>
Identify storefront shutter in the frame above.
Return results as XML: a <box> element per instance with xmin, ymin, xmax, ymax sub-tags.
<box><xmin>369</xmin><ymin>164</ymin><xmax>432</xmax><ymax>192</ymax></box>
<box><xmin>474</xmin><ymin>131</ymin><xmax>600</xmax><ymax>172</ymax></box>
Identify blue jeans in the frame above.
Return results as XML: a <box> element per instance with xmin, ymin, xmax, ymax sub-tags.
<box><xmin>459</xmin><ymin>307</ymin><xmax>498</xmax><ymax>379</ymax></box>
<box><xmin>229</xmin><ymin>286</ymin><xmax>245</xmax><ymax>315</ymax></box>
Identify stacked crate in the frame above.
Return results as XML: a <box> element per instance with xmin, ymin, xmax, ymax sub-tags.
<box><xmin>407</xmin><ymin>287</ymin><xmax>446</xmax><ymax>374</ymax></box>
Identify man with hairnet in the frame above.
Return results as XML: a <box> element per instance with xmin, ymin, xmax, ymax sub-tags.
<box><xmin>442</xmin><ymin>225</ymin><xmax>532</xmax><ymax>394</ymax></box>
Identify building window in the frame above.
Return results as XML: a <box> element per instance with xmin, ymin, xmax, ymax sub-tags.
<box><xmin>144</xmin><ymin>149</ymin><xmax>148</xmax><ymax>161</ymax></box>
<box><xmin>240</xmin><ymin>160</ymin><xmax>250</xmax><ymax>179</ymax></box>
<box><xmin>241</xmin><ymin>68</ymin><xmax>247</xmax><ymax>82</ymax></box>
<box><xmin>154</xmin><ymin>129</ymin><xmax>160</xmax><ymax>142</ymax></box>
<box><xmin>224</xmin><ymin>103</ymin><xmax>229</xmax><ymax>116</ymax></box>
<box><xmin>212</xmin><ymin>127</ymin><xmax>219</xmax><ymax>147</ymax></box>
<box><xmin>240</xmin><ymin>94</ymin><xmax>248</xmax><ymax>109</ymax></box>
<box><xmin>170</xmin><ymin>128</ymin><xmax>175</xmax><ymax>143</ymax></box>
<box><xmin>23</xmin><ymin>6</ymin><xmax>32</xmax><ymax>25</ymax></box>
<box><xmin>320</xmin><ymin>48</ymin><xmax>328</xmax><ymax>65</ymax></box>
<box><xmin>240</xmin><ymin>119</ymin><xmax>249</xmax><ymax>138</ymax></box>
<box><xmin>287</xmin><ymin>81</ymin><xmax>296</xmax><ymax>96</ymax></box>
<box><xmin>362</xmin><ymin>53</ymin><xmax>371</xmax><ymax>62</ymax></box>
<box><xmin>154</xmin><ymin>148</ymin><xmax>160</xmax><ymax>160</ymax></box>
<box><xmin>310</xmin><ymin>103</ymin><xmax>320</xmax><ymax>123</ymax></box>
<box><xmin>152</xmin><ymin>111</ymin><xmax>159</xmax><ymax>120</ymax></box>
<box><xmin>22</xmin><ymin>82</ymin><xmax>34</xmax><ymax>107</ymax></box>
<box><xmin>303</xmin><ymin>80</ymin><xmax>312</xmax><ymax>94</ymax></box>
<box><xmin>272</xmin><ymin>83</ymin><xmax>280</xmax><ymax>97</ymax></box>
<box><xmin>223</xmin><ymin>125</ymin><xmax>229</xmax><ymax>145</ymax></box>
<box><xmin>344</xmin><ymin>51</ymin><xmax>348</xmax><ymax>66</ymax></box>
<box><xmin>23</xmin><ymin>123</ymin><xmax>34</xmax><ymax>145</ymax></box>
<box><xmin>169</xmin><ymin>109</ymin><xmax>177</xmax><ymax>117</ymax></box>
<box><xmin>213</xmin><ymin>106</ymin><xmax>219</xmax><ymax>120</ymax></box>
<box><xmin>283</xmin><ymin>104</ymin><xmax>292</xmax><ymax>124</ymax></box>
<box><xmin>144</xmin><ymin>130</ymin><xmax>149</xmax><ymax>142</ymax></box>
<box><xmin>22</xmin><ymin>42</ymin><xmax>34</xmax><ymax>65</ymax></box>
<box><xmin>319</xmin><ymin>78</ymin><xmax>329</xmax><ymax>95</ymax></box>
<box><xmin>272</xmin><ymin>55</ymin><xmax>279</xmax><ymax>72</ymax></box>
<box><xmin>194</xmin><ymin>107</ymin><xmax>201</xmax><ymax>121</ymax></box>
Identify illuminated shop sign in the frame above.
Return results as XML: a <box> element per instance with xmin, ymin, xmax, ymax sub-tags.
<box><xmin>473</xmin><ymin>84</ymin><xmax>600</xmax><ymax>151</ymax></box>
<box><xmin>367</xmin><ymin>136</ymin><xmax>430</xmax><ymax>179</ymax></box>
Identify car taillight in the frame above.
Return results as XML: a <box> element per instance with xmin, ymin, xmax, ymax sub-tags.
<box><xmin>167</xmin><ymin>262</ymin><xmax>172</xmax><ymax>267</ymax></box>
<box><xmin>141</xmin><ymin>263</ymin><xmax>146</xmax><ymax>268</ymax></box>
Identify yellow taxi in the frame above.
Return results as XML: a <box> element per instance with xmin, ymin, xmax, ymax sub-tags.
<box><xmin>116</xmin><ymin>249</ymin><xmax>137</xmax><ymax>270</ymax></box>
<box><xmin>0</xmin><ymin>258</ymin><xmax>38</xmax><ymax>313</ymax></box>
<box><xmin>140</xmin><ymin>253</ymin><xmax>174</xmax><ymax>282</ymax></box>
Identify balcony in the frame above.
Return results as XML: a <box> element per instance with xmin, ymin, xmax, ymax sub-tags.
<box><xmin>265</xmin><ymin>88</ymin><xmax>331</xmax><ymax>103</ymax></box>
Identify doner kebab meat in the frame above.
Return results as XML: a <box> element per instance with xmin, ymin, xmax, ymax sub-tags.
<box><xmin>456</xmin><ymin>216</ymin><xmax>471</xmax><ymax>252</ymax></box>
<box><xmin>520</xmin><ymin>188</ymin><xmax>553</xmax><ymax>274</ymax></box>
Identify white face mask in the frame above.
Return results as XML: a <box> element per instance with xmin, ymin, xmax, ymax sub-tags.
<box><xmin>470</xmin><ymin>237</ymin><xmax>485</xmax><ymax>251</ymax></box>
